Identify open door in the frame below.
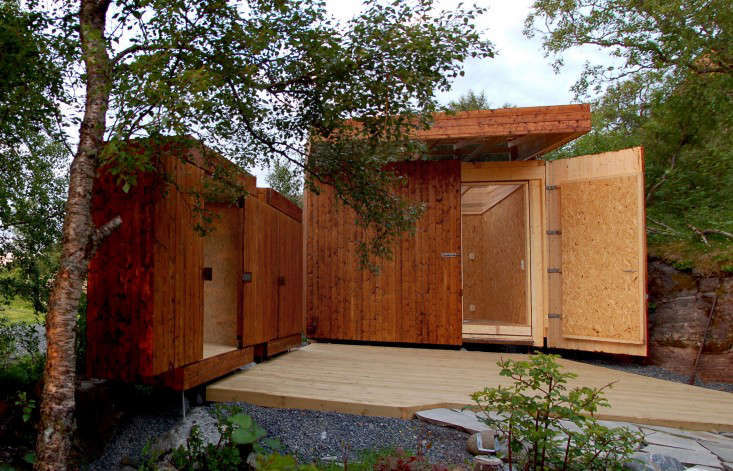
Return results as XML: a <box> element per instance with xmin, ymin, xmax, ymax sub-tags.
<box><xmin>546</xmin><ymin>147</ymin><xmax>647</xmax><ymax>355</ymax></box>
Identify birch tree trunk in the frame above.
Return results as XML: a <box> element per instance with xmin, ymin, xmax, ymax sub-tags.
<box><xmin>35</xmin><ymin>1</ymin><xmax>111</xmax><ymax>469</ymax></box>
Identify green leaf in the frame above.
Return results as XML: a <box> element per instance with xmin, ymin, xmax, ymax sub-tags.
<box><xmin>23</xmin><ymin>452</ymin><xmax>36</xmax><ymax>464</ymax></box>
<box><xmin>227</xmin><ymin>412</ymin><xmax>253</xmax><ymax>429</ymax></box>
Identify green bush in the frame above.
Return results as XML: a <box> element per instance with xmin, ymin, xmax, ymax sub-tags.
<box><xmin>471</xmin><ymin>353</ymin><xmax>642</xmax><ymax>471</ymax></box>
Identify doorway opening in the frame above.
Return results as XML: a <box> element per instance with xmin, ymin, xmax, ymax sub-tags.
<box><xmin>202</xmin><ymin>202</ymin><xmax>241</xmax><ymax>359</ymax></box>
<box><xmin>461</xmin><ymin>182</ymin><xmax>532</xmax><ymax>341</ymax></box>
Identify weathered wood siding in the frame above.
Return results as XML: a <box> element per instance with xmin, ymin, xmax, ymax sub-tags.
<box><xmin>242</xmin><ymin>190</ymin><xmax>303</xmax><ymax>346</ymax></box>
<box><xmin>306</xmin><ymin>160</ymin><xmax>462</xmax><ymax>345</ymax></box>
<box><xmin>87</xmin><ymin>144</ymin><xmax>304</xmax><ymax>387</ymax></box>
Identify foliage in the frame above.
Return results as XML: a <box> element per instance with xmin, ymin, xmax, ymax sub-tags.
<box><xmin>374</xmin><ymin>448</ymin><xmax>451</xmax><ymax>471</ymax></box>
<box><xmin>14</xmin><ymin>391</ymin><xmax>36</xmax><ymax>424</ymax></box>
<box><xmin>471</xmin><ymin>353</ymin><xmax>642</xmax><ymax>471</ymax></box>
<box><xmin>0</xmin><ymin>318</ymin><xmax>45</xmax><ymax>407</ymax></box>
<box><xmin>0</xmin><ymin>0</ymin><xmax>67</xmax><ymax>147</ymax></box>
<box><xmin>443</xmin><ymin>90</ymin><xmax>492</xmax><ymax>112</ymax></box>
<box><xmin>0</xmin><ymin>133</ymin><xmax>67</xmax><ymax>313</ymax></box>
<box><xmin>526</xmin><ymin>0</ymin><xmax>733</xmax><ymax>273</ymax></box>
<box><xmin>162</xmin><ymin>405</ymin><xmax>271</xmax><ymax>470</ymax></box>
<box><xmin>266</xmin><ymin>160</ymin><xmax>304</xmax><ymax>207</ymax></box>
<box><xmin>34</xmin><ymin>0</ymin><xmax>492</xmax><ymax>269</ymax></box>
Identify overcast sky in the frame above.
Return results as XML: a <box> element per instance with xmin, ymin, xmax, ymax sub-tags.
<box><xmin>255</xmin><ymin>0</ymin><xmax>613</xmax><ymax>184</ymax></box>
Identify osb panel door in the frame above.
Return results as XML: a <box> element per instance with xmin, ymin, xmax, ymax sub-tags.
<box><xmin>306</xmin><ymin>159</ymin><xmax>462</xmax><ymax>345</ymax></box>
<box><xmin>546</xmin><ymin>147</ymin><xmax>647</xmax><ymax>355</ymax></box>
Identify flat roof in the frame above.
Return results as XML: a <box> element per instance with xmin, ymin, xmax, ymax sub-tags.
<box><xmin>418</xmin><ymin>103</ymin><xmax>591</xmax><ymax>161</ymax></box>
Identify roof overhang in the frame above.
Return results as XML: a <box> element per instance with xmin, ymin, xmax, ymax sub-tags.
<box><xmin>417</xmin><ymin>103</ymin><xmax>591</xmax><ymax>161</ymax></box>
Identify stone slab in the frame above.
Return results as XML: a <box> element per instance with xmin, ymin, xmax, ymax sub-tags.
<box><xmin>643</xmin><ymin>431</ymin><xmax>709</xmax><ymax>452</ymax></box>
<box><xmin>643</xmin><ymin>426</ymin><xmax>732</xmax><ymax>444</ymax></box>
<box><xmin>642</xmin><ymin>444</ymin><xmax>721</xmax><ymax>468</ymax></box>
<box><xmin>701</xmin><ymin>441</ymin><xmax>733</xmax><ymax>463</ymax></box>
<box><xmin>415</xmin><ymin>408</ymin><xmax>491</xmax><ymax>434</ymax></box>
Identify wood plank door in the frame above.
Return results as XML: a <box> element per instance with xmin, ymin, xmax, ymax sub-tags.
<box><xmin>305</xmin><ymin>159</ymin><xmax>463</xmax><ymax>345</ymax></box>
<box><xmin>546</xmin><ymin>147</ymin><xmax>647</xmax><ymax>355</ymax></box>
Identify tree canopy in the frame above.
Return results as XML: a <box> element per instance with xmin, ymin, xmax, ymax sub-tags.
<box><xmin>526</xmin><ymin>0</ymin><xmax>733</xmax><ymax>273</ymax></box>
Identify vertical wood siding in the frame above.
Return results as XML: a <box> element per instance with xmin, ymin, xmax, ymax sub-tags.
<box><xmin>306</xmin><ymin>160</ymin><xmax>462</xmax><ymax>345</ymax></box>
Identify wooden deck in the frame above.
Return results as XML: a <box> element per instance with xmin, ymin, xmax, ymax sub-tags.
<box><xmin>206</xmin><ymin>343</ymin><xmax>733</xmax><ymax>432</ymax></box>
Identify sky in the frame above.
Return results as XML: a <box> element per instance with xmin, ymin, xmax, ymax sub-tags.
<box><xmin>251</xmin><ymin>0</ymin><xmax>611</xmax><ymax>185</ymax></box>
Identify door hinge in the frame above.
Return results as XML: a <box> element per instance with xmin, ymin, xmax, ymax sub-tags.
<box><xmin>546</xmin><ymin>185</ymin><xmax>559</xmax><ymax>190</ymax></box>
<box><xmin>546</xmin><ymin>230</ymin><xmax>562</xmax><ymax>235</ymax></box>
<box><xmin>441</xmin><ymin>252</ymin><xmax>461</xmax><ymax>258</ymax></box>
<box><xmin>547</xmin><ymin>268</ymin><xmax>562</xmax><ymax>274</ymax></box>
<box><xmin>548</xmin><ymin>313</ymin><xmax>562</xmax><ymax>319</ymax></box>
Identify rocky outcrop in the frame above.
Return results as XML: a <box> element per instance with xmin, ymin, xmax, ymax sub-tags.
<box><xmin>647</xmin><ymin>260</ymin><xmax>733</xmax><ymax>383</ymax></box>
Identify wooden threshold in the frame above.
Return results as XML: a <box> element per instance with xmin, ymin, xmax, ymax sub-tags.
<box><xmin>207</xmin><ymin>343</ymin><xmax>733</xmax><ymax>431</ymax></box>
<box><xmin>161</xmin><ymin>346</ymin><xmax>254</xmax><ymax>391</ymax></box>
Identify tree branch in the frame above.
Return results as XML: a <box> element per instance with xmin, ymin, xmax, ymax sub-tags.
<box><xmin>88</xmin><ymin>216</ymin><xmax>122</xmax><ymax>256</ymax></box>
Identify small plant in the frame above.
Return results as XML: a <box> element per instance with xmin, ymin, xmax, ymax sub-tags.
<box><xmin>14</xmin><ymin>391</ymin><xmax>36</xmax><ymax>423</ymax></box>
<box><xmin>471</xmin><ymin>353</ymin><xmax>642</xmax><ymax>471</ymax></box>
<box><xmin>165</xmin><ymin>405</ymin><xmax>275</xmax><ymax>470</ymax></box>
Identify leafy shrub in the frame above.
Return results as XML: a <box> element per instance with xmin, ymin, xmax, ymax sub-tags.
<box><xmin>471</xmin><ymin>353</ymin><xmax>642</xmax><ymax>471</ymax></box>
<box><xmin>0</xmin><ymin>316</ymin><xmax>44</xmax><ymax>396</ymax></box>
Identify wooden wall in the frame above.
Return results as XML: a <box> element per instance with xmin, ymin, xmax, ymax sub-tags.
<box><xmin>306</xmin><ymin>160</ymin><xmax>462</xmax><ymax>345</ymax></box>
<box><xmin>242</xmin><ymin>190</ymin><xmax>303</xmax><ymax>346</ymax></box>
<box><xmin>88</xmin><ymin>151</ymin><xmax>206</xmax><ymax>380</ymax></box>
<box><xmin>88</xmin><ymin>142</ymin><xmax>304</xmax><ymax>386</ymax></box>
<box><xmin>462</xmin><ymin>185</ymin><xmax>529</xmax><ymax>325</ymax></box>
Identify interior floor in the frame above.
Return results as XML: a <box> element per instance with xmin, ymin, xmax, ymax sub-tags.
<box><xmin>203</xmin><ymin>342</ymin><xmax>238</xmax><ymax>359</ymax></box>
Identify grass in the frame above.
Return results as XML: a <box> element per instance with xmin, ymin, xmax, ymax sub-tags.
<box><xmin>0</xmin><ymin>298</ymin><xmax>42</xmax><ymax>323</ymax></box>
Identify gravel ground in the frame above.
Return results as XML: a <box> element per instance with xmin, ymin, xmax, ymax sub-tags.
<box><xmin>214</xmin><ymin>403</ymin><xmax>473</xmax><ymax>466</ymax></box>
<box><xmin>87</xmin><ymin>401</ymin><xmax>181</xmax><ymax>471</ymax></box>
<box><xmin>570</xmin><ymin>356</ymin><xmax>733</xmax><ymax>393</ymax></box>
<box><xmin>89</xmin><ymin>402</ymin><xmax>473</xmax><ymax>469</ymax></box>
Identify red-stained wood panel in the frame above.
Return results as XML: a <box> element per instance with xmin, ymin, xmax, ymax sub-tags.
<box><xmin>88</xmin><ymin>162</ymin><xmax>157</xmax><ymax>380</ymax></box>
<box><xmin>305</xmin><ymin>160</ymin><xmax>462</xmax><ymax>345</ymax></box>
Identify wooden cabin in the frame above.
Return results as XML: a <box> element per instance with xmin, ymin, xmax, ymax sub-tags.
<box><xmin>86</xmin><ymin>140</ymin><xmax>303</xmax><ymax>390</ymax></box>
<box><xmin>306</xmin><ymin>104</ymin><xmax>648</xmax><ymax>356</ymax></box>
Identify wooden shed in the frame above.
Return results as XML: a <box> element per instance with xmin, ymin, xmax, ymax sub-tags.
<box><xmin>306</xmin><ymin>104</ymin><xmax>648</xmax><ymax>356</ymax></box>
<box><xmin>86</xmin><ymin>140</ymin><xmax>303</xmax><ymax>390</ymax></box>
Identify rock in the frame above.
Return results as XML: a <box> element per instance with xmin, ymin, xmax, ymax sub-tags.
<box><xmin>624</xmin><ymin>451</ymin><xmax>686</xmax><ymax>471</ymax></box>
<box><xmin>642</xmin><ymin>444</ymin><xmax>721</xmax><ymax>468</ymax></box>
<box><xmin>151</xmin><ymin>407</ymin><xmax>219</xmax><ymax>455</ymax></box>
<box><xmin>118</xmin><ymin>466</ymin><xmax>137</xmax><ymax>471</ymax></box>
<box><xmin>700</xmin><ymin>440</ymin><xmax>733</xmax><ymax>463</ymax></box>
<box><xmin>473</xmin><ymin>455</ymin><xmax>503</xmax><ymax>470</ymax></box>
<box><xmin>467</xmin><ymin>430</ymin><xmax>496</xmax><ymax>455</ymax></box>
<box><xmin>643</xmin><ymin>431</ymin><xmax>709</xmax><ymax>452</ymax></box>
<box><xmin>415</xmin><ymin>408</ymin><xmax>493</xmax><ymax>434</ymax></box>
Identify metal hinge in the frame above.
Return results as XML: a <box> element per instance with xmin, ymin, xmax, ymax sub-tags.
<box><xmin>441</xmin><ymin>252</ymin><xmax>461</xmax><ymax>258</ymax></box>
<box><xmin>546</xmin><ymin>185</ymin><xmax>559</xmax><ymax>190</ymax></box>
<box><xmin>548</xmin><ymin>313</ymin><xmax>562</xmax><ymax>319</ymax></box>
<box><xmin>546</xmin><ymin>230</ymin><xmax>562</xmax><ymax>235</ymax></box>
<box><xmin>547</xmin><ymin>268</ymin><xmax>562</xmax><ymax>274</ymax></box>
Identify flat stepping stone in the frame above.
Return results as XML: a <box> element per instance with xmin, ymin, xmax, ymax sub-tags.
<box><xmin>415</xmin><ymin>408</ymin><xmax>491</xmax><ymax>433</ymax></box>
<box><xmin>643</xmin><ymin>431</ymin><xmax>710</xmax><ymax>452</ymax></box>
<box><xmin>642</xmin><ymin>425</ymin><xmax>732</xmax><ymax>444</ymax></box>
<box><xmin>642</xmin><ymin>444</ymin><xmax>721</xmax><ymax>468</ymax></box>
<box><xmin>700</xmin><ymin>441</ymin><xmax>733</xmax><ymax>463</ymax></box>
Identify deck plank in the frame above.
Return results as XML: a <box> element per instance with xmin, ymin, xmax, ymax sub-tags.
<box><xmin>206</xmin><ymin>343</ymin><xmax>733</xmax><ymax>431</ymax></box>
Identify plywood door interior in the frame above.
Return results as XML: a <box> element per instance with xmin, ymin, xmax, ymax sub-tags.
<box><xmin>461</xmin><ymin>183</ymin><xmax>531</xmax><ymax>337</ymax></box>
<box><xmin>203</xmin><ymin>202</ymin><xmax>241</xmax><ymax>359</ymax></box>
